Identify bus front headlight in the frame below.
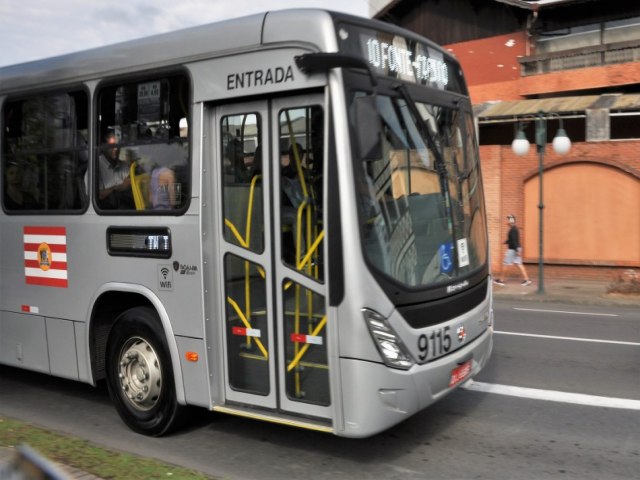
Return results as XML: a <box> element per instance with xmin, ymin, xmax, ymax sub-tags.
<box><xmin>363</xmin><ymin>309</ymin><xmax>414</xmax><ymax>370</ymax></box>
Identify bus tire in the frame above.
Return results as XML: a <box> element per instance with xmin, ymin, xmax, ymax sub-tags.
<box><xmin>106</xmin><ymin>306</ymin><xmax>184</xmax><ymax>436</ymax></box>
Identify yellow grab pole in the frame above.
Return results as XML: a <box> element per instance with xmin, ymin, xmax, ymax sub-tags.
<box><xmin>227</xmin><ymin>296</ymin><xmax>268</xmax><ymax>359</ymax></box>
<box><xmin>287</xmin><ymin>316</ymin><xmax>327</xmax><ymax>372</ymax></box>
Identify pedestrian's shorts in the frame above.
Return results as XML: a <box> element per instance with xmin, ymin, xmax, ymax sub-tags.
<box><xmin>503</xmin><ymin>248</ymin><xmax>523</xmax><ymax>265</ymax></box>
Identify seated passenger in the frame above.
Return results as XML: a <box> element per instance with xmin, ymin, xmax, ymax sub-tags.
<box><xmin>150</xmin><ymin>167</ymin><xmax>177</xmax><ymax>209</ymax></box>
<box><xmin>224</xmin><ymin>137</ymin><xmax>251</xmax><ymax>183</ymax></box>
<box><xmin>4</xmin><ymin>161</ymin><xmax>39</xmax><ymax>210</ymax></box>
<box><xmin>98</xmin><ymin>131</ymin><xmax>134</xmax><ymax>209</ymax></box>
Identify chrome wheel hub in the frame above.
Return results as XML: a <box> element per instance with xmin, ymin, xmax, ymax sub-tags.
<box><xmin>118</xmin><ymin>337</ymin><xmax>162</xmax><ymax>411</ymax></box>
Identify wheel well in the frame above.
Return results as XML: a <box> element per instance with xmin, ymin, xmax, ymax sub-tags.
<box><xmin>90</xmin><ymin>291</ymin><xmax>154</xmax><ymax>381</ymax></box>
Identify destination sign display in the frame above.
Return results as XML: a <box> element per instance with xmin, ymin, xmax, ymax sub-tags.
<box><xmin>366</xmin><ymin>37</ymin><xmax>449</xmax><ymax>86</ymax></box>
<box><xmin>338</xmin><ymin>23</ymin><xmax>466</xmax><ymax>94</ymax></box>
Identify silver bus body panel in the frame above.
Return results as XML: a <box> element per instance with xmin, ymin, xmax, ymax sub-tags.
<box><xmin>262</xmin><ymin>9</ymin><xmax>337</xmax><ymax>52</ymax></box>
<box><xmin>338</xmin><ymin>327</ymin><xmax>493</xmax><ymax>438</ymax></box>
<box><xmin>46</xmin><ymin>317</ymin><xmax>79</xmax><ymax>380</ymax></box>
<box><xmin>0</xmin><ymin>311</ymin><xmax>49</xmax><ymax>374</ymax></box>
<box><xmin>198</xmin><ymin>104</ymin><xmax>222</xmax><ymax>408</ymax></box>
<box><xmin>188</xmin><ymin>49</ymin><xmax>325</xmax><ymax>103</ymax></box>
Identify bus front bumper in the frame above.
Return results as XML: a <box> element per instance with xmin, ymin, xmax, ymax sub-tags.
<box><xmin>336</xmin><ymin>326</ymin><xmax>493</xmax><ymax>438</ymax></box>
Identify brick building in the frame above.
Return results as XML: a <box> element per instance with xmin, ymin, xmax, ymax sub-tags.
<box><xmin>373</xmin><ymin>0</ymin><xmax>640</xmax><ymax>281</ymax></box>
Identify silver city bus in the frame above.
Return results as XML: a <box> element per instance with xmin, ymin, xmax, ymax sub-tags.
<box><xmin>0</xmin><ymin>9</ymin><xmax>493</xmax><ymax>438</ymax></box>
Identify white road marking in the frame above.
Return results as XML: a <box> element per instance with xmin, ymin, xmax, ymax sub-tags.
<box><xmin>513</xmin><ymin>307</ymin><xmax>619</xmax><ymax>317</ymax></box>
<box><xmin>464</xmin><ymin>381</ymin><xmax>640</xmax><ymax>411</ymax></box>
<box><xmin>494</xmin><ymin>330</ymin><xmax>640</xmax><ymax>347</ymax></box>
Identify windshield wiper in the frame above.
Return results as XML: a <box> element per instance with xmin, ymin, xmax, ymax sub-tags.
<box><xmin>393</xmin><ymin>83</ymin><xmax>462</xmax><ymax>246</ymax></box>
<box><xmin>393</xmin><ymin>84</ymin><xmax>448</xmax><ymax>185</ymax></box>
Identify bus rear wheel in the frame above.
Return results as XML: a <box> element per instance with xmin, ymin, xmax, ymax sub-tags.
<box><xmin>106</xmin><ymin>306</ymin><xmax>184</xmax><ymax>436</ymax></box>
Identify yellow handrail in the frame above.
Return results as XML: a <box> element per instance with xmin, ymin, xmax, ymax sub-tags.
<box><xmin>227</xmin><ymin>296</ymin><xmax>269</xmax><ymax>359</ymax></box>
<box><xmin>223</xmin><ymin>219</ymin><xmax>266</xmax><ymax>279</ymax></box>
<box><xmin>245</xmin><ymin>174</ymin><xmax>261</xmax><ymax>242</ymax></box>
<box><xmin>130</xmin><ymin>162</ymin><xmax>147</xmax><ymax>210</ymax></box>
<box><xmin>224</xmin><ymin>218</ymin><xmax>248</xmax><ymax>248</ymax></box>
<box><xmin>297</xmin><ymin>230</ymin><xmax>324</xmax><ymax>272</ymax></box>
<box><xmin>287</xmin><ymin>315</ymin><xmax>327</xmax><ymax>372</ymax></box>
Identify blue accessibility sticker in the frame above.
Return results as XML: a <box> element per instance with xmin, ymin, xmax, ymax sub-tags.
<box><xmin>439</xmin><ymin>242</ymin><xmax>454</xmax><ymax>274</ymax></box>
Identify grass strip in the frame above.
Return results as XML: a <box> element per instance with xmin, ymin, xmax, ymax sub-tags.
<box><xmin>0</xmin><ymin>416</ymin><xmax>211</xmax><ymax>479</ymax></box>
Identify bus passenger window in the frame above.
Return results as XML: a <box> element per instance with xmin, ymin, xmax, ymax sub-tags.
<box><xmin>2</xmin><ymin>92</ymin><xmax>89</xmax><ymax>213</ymax></box>
<box><xmin>4</xmin><ymin>161</ymin><xmax>39</xmax><ymax>210</ymax></box>
<box><xmin>95</xmin><ymin>74</ymin><xmax>190</xmax><ymax>213</ymax></box>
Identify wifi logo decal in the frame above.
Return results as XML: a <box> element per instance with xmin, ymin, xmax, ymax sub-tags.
<box><xmin>158</xmin><ymin>265</ymin><xmax>173</xmax><ymax>290</ymax></box>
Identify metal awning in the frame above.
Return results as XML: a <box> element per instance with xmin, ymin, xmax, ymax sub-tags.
<box><xmin>609</xmin><ymin>94</ymin><xmax>640</xmax><ymax>110</ymax></box>
<box><xmin>474</xmin><ymin>94</ymin><xmax>640</xmax><ymax>122</ymax></box>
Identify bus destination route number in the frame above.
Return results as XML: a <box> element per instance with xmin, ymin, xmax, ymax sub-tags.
<box><xmin>366</xmin><ymin>38</ymin><xmax>449</xmax><ymax>86</ymax></box>
<box><xmin>417</xmin><ymin>325</ymin><xmax>451</xmax><ymax>362</ymax></box>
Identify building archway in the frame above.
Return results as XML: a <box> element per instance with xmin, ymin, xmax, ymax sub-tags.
<box><xmin>523</xmin><ymin>161</ymin><xmax>640</xmax><ymax>266</ymax></box>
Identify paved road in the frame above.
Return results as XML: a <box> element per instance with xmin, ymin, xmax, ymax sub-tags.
<box><xmin>0</xmin><ymin>299</ymin><xmax>638</xmax><ymax>479</ymax></box>
<box><xmin>485</xmin><ymin>300</ymin><xmax>640</xmax><ymax>399</ymax></box>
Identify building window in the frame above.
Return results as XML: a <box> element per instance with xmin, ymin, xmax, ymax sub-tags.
<box><xmin>536</xmin><ymin>17</ymin><xmax>640</xmax><ymax>55</ymax></box>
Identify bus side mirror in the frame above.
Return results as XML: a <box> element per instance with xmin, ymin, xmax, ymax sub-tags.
<box><xmin>354</xmin><ymin>96</ymin><xmax>382</xmax><ymax>161</ymax></box>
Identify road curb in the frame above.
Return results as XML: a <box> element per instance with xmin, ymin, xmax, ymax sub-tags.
<box><xmin>493</xmin><ymin>290</ymin><xmax>640</xmax><ymax>308</ymax></box>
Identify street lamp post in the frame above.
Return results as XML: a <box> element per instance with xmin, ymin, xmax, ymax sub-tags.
<box><xmin>511</xmin><ymin>111</ymin><xmax>571</xmax><ymax>294</ymax></box>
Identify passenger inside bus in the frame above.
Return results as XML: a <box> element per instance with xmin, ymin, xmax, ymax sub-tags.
<box><xmin>4</xmin><ymin>161</ymin><xmax>39</xmax><ymax>210</ymax></box>
<box><xmin>97</xmin><ymin>131</ymin><xmax>134</xmax><ymax>209</ymax></box>
<box><xmin>149</xmin><ymin>166</ymin><xmax>178</xmax><ymax>209</ymax></box>
<box><xmin>225</xmin><ymin>137</ymin><xmax>251</xmax><ymax>183</ymax></box>
<box><xmin>281</xmin><ymin>143</ymin><xmax>305</xmax><ymax>204</ymax></box>
<box><xmin>251</xmin><ymin>144</ymin><xmax>262</xmax><ymax>176</ymax></box>
<box><xmin>281</xmin><ymin>143</ymin><xmax>307</xmax><ymax>264</ymax></box>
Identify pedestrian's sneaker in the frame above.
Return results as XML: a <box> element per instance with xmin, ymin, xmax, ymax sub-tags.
<box><xmin>521</xmin><ymin>280</ymin><xmax>532</xmax><ymax>286</ymax></box>
<box><xmin>493</xmin><ymin>279</ymin><xmax>505</xmax><ymax>286</ymax></box>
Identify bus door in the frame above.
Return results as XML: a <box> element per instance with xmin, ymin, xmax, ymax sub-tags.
<box><xmin>214</xmin><ymin>94</ymin><xmax>331</xmax><ymax>420</ymax></box>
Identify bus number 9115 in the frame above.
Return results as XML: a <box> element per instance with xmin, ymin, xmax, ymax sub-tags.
<box><xmin>418</xmin><ymin>326</ymin><xmax>451</xmax><ymax>362</ymax></box>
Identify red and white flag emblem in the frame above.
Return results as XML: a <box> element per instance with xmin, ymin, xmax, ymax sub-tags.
<box><xmin>24</xmin><ymin>226</ymin><xmax>68</xmax><ymax>288</ymax></box>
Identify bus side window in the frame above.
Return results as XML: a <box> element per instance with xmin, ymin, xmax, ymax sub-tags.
<box><xmin>95</xmin><ymin>75</ymin><xmax>190</xmax><ymax>213</ymax></box>
<box><xmin>3</xmin><ymin>161</ymin><xmax>40</xmax><ymax>210</ymax></box>
<box><xmin>2</xmin><ymin>92</ymin><xmax>89</xmax><ymax>213</ymax></box>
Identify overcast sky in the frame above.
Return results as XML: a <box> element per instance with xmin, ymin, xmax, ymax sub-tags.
<box><xmin>0</xmin><ymin>0</ymin><xmax>378</xmax><ymax>67</ymax></box>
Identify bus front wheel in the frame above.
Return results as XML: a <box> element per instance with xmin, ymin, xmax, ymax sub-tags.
<box><xmin>106</xmin><ymin>306</ymin><xmax>184</xmax><ymax>436</ymax></box>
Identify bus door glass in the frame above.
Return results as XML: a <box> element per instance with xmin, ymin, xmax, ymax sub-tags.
<box><xmin>215</xmin><ymin>94</ymin><xmax>330</xmax><ymax>419</ymax></box>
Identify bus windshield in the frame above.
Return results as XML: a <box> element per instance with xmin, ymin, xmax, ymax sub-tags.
<box><xmin>351</xmin><ymin>91</ymin><xmax>488</xmax><ymax>289</ymax></box>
